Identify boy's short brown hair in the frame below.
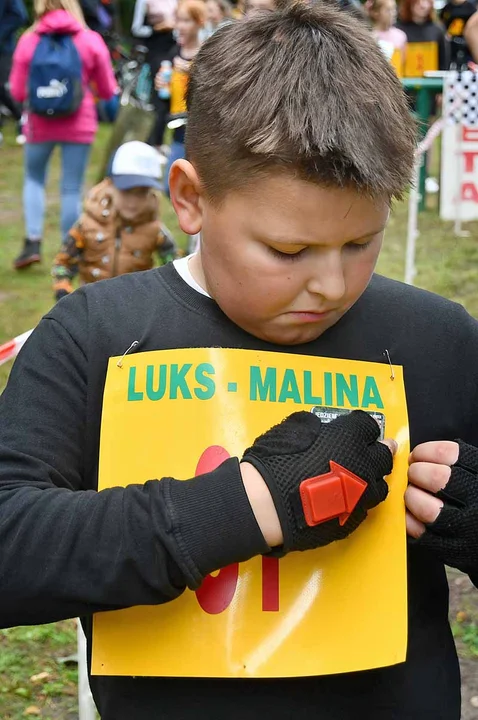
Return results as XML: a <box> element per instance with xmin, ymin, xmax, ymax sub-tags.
<box><xmin>186</xmin><ymin>1</ymin><xmax>416</xmax><ymax>203</ymax></box>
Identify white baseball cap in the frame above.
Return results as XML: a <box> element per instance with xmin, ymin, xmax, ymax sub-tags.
<box><xmin>111</xmin><ymin>141</ymin><xmax>162</xmax><ymax>190</ymax></box>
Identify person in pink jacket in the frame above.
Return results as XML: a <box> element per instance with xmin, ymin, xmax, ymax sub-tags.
<box><xmin>9</xmin><ymin>0</ymin><xmax>117</xmax><ymax>269</ymax></box>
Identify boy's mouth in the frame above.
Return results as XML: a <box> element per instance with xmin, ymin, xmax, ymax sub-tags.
<box><xmin>287</xmin><ymin>310</ymin><xmax>335</xmax><ymax>323</ymax></box>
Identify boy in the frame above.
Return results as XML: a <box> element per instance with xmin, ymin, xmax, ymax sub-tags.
<box><xmin>0</xmin><ymin>4</ymin><xmax>477</xmax><ymax>719</ymax></box>
<box><xmin>51</xmin><ymin>141</ymin><xmax>178</xmax><ymax>301</ymax></box>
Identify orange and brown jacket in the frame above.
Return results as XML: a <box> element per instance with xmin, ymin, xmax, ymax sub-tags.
<box><xmin>52</xmin><ymin>178</ymin><xmax>177</xmax><ymax>295</ymax></box>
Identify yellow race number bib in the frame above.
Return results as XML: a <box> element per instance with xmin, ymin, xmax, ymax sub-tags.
<box><xmin>92</xmin><ymin>348</ymin><xmax>409</xmax><ymax>678</ymax></box>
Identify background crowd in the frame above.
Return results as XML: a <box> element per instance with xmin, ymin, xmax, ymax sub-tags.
<box><xmin>0</xmin><ymin>0</ymin><xmax>477</xmax><ymax>292</ymax></box>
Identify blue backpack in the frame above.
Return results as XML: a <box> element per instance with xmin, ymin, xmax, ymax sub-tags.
<box><xmin>28</xmin><ymin>33</ymin><xmax>83</xmax><ymax>117</ymax></box>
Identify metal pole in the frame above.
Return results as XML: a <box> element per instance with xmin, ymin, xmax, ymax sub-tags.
<box><xmin>405</xmin><ymin>158</ymin><xmax>420</xmax><ymax>285</ymax></box>
<box><xmin>77</xmin><ymin>619</ymin><xmax>97</xmax><ymax>720</ymax></box>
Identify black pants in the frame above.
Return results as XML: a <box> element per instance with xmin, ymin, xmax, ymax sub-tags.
<box><xmin>144</xmin><ymin>30</ymin><xmax>175</xmax><ymax>147</ymax></box>
<box><xmin>0</xmin><ymin>53</ymin><xmax>22</xmax><ymax>124</ymax></box>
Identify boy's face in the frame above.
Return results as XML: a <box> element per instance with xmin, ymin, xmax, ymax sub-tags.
<box><xmin>185</xmin><ymin>173</ymin><xmax>389</xmax><ymax>346</ymax></box>
<box><xmin>111</xmin><ymin>185</ymin><xmax>153</xmax><ymax>221</ymax></box>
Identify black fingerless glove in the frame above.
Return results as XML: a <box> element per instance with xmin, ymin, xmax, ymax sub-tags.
<box><xmin>242</xmin><ymin>410</ymin><xmax>393</xmax><ymax>554</ymax></box>
<box><xmin>416</xmin><ymin>440</ymin><xmax>478</xmax><ymax>582</ymax></box>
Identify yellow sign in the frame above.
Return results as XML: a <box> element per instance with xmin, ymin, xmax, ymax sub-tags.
<box><xmin>377</xmin><ymin>38</ymin><xmax>404</xmax><ymax>77</ymax></box>
<box><xmin>404</xmin><ymin>41</ymin><xmax>438</xmax><ymax>77</ymax></box>
<box><xmin>92</xmin><ymin>349</ymin><xmax>409</xmax><ymax>678</ymax></box>
<box><xmin>391</xmin><ymin>48</ymin><xmax>404</xmax><ymax>78</ymax></box>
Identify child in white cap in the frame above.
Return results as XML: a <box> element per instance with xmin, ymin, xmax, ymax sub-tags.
<box><xmin>52</xmin><ymin>141</ymin><xmax>179</xmax><ymax>300</ymax></box>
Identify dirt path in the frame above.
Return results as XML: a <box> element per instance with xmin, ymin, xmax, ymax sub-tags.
<box><xmin>448</xmin><ymin>569</ymin><xmax>478</xmax><ymax>719</ymax></box>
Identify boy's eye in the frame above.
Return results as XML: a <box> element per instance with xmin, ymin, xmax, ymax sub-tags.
<box><xmin>268</xmin><ymin>246</ymin><xmax>307</xmax><ymax>261</ymax></box>
<box><xmin>344</xmin><ymin>240</ymin><xmax>373</xmax><ymax>253</ymax></box>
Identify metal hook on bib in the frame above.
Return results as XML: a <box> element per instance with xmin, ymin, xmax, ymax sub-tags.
<box><xmin>117</xmin><ymin>340</ymin><xmax>140</xmax><ymax>369</ymax></box>
<box><xmin>383</xmin><ymin>349</ymin><xmax>394</xmax><ymax>381</ymax></box>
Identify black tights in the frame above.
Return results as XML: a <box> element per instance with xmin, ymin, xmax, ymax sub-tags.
<box><xmin>144</xmin><ymin>31</ymin><xmax>176</xmax><ymax>147</ymax></box>
<box><xmin>0</xmin><ymin>53</ymin><xmax>22</xmax><ymax>124</ymax></box>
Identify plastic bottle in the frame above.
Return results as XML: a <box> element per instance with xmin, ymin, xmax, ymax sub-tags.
<box><xmin>157</xmin><ymin>60</ymin><xmax>172</xmax><ymax>100</ymax></box>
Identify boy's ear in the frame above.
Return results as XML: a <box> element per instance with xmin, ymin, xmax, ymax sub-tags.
<box><xmin>169</xmin><ymin>160</ymin><xmax>203</xmax><ymax>236</ymax></box>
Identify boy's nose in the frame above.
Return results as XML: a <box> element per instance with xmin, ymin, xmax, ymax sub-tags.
<box><xmin>306</xmin><ymin>257</ymin><xmax>346</xmax><ymax>302</ymax></box>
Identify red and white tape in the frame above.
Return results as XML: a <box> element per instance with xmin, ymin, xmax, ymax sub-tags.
<box><xmin>0</xmin><ymin>329</ymin><xmax>34</xmax><ymax>367</ymax></box>
<box><xmin>416</xmin><ymin>85</ymin><xmax>466</xmax><ymax>157</ymax></box>
<box><xmin>416</xmin><ymin>116</ymin><xmax>447</xmax><ymax>156</ymax></box>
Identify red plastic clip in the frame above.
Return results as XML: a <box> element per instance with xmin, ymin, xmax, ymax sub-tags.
<box><xmin>299</xmin><ymin>461</ymin><xmax>367</xmax><ymax>527</ymax></box>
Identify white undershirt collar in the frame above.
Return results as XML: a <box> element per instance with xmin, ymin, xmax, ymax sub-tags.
<box><xmin>173</xmin><ymin>255</ymin><xmax>211</xmax><ymax>298</ymax></box>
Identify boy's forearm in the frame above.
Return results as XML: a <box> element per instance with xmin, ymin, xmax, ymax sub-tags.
<box><xmin>0</xmin><ymin>311</ymin><xmax>272</xmax><ymax>628</ymax></box>
<box><xmin>0</xmin><ymin>460</ymin><xmax>269</xmax><ymax>628</ymax></box>
<box><xmin>241</xmin><ymin>462</ymin><xmax>283</xmax><ymax>547</ymax></box>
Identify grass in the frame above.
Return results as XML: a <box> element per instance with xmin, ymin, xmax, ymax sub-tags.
<box><xmin>0</xmin><ymin>622</ymin><xmax>78</xmax><ymax>719</ymax></box>
<box><xmin>453</xmin><ymin>621</ymin><xmax>478</xmax><ymax>658</ymax></box>
<box><xmin>0</xmin><ymin>118</ymin><xmax>478</xmax><ymax>717</ymax></box>
<box><xmin>451</xmin><ymin>573</ymin><xmax>478</xmax><ymax>660</ymax></box>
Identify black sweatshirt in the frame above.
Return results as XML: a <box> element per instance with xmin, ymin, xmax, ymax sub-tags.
<box><xmin>1</xmin><ymin>264</ymin><xmax>478</xmax><ymax>719</ymax></box>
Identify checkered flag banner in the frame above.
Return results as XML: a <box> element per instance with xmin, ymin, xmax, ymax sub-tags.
<box><xmin>444</xmin><ymin>70</ymin><xmax>478</xmax><ymax>127</ymax></box>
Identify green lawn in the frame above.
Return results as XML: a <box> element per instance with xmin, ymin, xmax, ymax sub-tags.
<box><xmin>0</xmin><ymin>119</ymin><xmax>478</xmax><ymax>718</ymax></box>
<box><xmin>0</xmin><ymin>623</ymin><xmax>79</xmax><ymax>719</ymax></box>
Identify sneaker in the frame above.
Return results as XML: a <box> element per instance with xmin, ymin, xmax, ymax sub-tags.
<box><xmin>14</xmin><ymin>239</ymin><xmax>41</xmax><ymax>269</ymax></box>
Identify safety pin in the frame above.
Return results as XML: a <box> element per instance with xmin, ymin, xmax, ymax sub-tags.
<box><xmin>383</xmin><ymin>349</ymin><xmax>394</xmax><ymax>381</ymax></box>
<box><xmin>117</xmin><ymin>340</ymin><xmax>140</xmax><ymax>369</ymax></box>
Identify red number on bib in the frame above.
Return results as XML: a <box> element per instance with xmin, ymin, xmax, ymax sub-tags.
<box><xmin>196</xmin><ymin>564</ymin><xmax>240</xmax><ymax>614</ymax></box>
<box><xmin>194</xmin><ymin>445</ymin><xmax>280</xmax><ymax>614</ymax></box>
<box><xmin>262</xmin><ymin>556</ymin><xmax>280</xmax><ymax>611</ymax></box>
